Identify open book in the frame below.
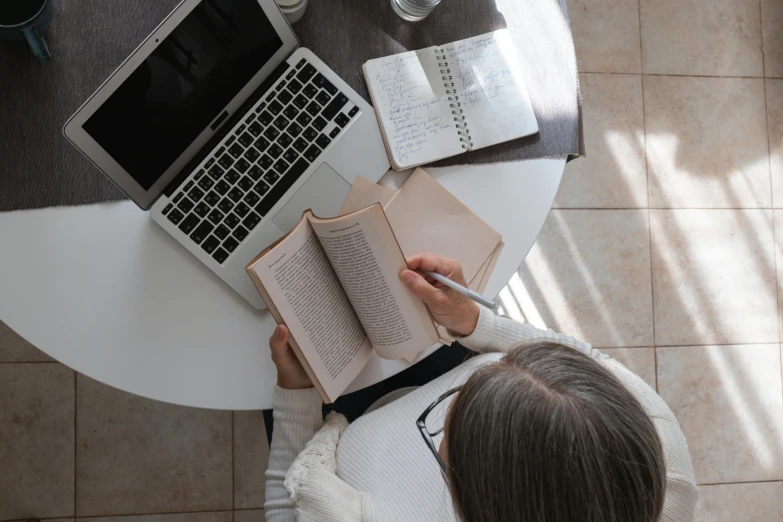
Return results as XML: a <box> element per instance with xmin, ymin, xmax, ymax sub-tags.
<box><xmin>363</xmin><ymin>29</ymin><xmax>538</xmax><ymax>170</ymax></box>
<box><xmin>246</xmin><ymin>204</ymin><xmax>442</xmax><ymax>403</ymax></box>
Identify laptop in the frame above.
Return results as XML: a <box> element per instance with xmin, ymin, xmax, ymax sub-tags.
<box><xmin>63</xmin><ymin>0</ymin><xmax>390</xmax><ymax>309</ymax></box>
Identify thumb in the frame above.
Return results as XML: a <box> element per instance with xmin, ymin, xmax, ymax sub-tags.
<box><xmin>401</xmin><ymin>269</ymin><xmax>441</xmax><ymax>305</ymax></box>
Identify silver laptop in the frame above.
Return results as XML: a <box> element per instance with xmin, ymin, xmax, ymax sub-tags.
<box><xmin>64</xmin><ymin>0</ymin><xmax>389</xmax><ymax>309</ymax></box>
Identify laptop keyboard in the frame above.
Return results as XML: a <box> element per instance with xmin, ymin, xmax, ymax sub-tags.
<box><xmin>161</xmin><ymin>58</ymin><xmax>362</xmax><ymax>265</ymax></box>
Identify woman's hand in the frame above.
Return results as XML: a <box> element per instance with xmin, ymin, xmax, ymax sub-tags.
<box><xmin>400</xmin><ymin>252</ymin><xmax>480</xmax><ymax>337</ymax></box>
<box><xmin>269</xmin><ymin>324</ymin><xmax>313</xmax><ymax>389</ymax></box>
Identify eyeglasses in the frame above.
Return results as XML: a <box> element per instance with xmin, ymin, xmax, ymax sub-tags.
<box><xmin>416</xmin><ymin>386</ymin><xmax>462</xmax><ymax>472</ymax></box>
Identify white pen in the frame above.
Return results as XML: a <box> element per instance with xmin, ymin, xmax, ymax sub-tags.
<box><xmin>418</xmin><ymin>269</ymin><xmax>497</xmax><ymax>309</ymax></box>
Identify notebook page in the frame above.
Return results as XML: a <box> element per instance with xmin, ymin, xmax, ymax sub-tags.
<box><xmin>364</xmin><ymin>48</ymin><xmax>464</xmax><ymax>169</ymax></box>
<box><xmin>442</xmin><ymin>29</ymin><xmax>538</xmax><ymax>150</ymax></box>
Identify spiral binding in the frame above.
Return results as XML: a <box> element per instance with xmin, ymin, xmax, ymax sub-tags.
<box><xmin>435</xmin><ymin>48</ymin><xmax>472</xmax><ymax>149</ymax></box>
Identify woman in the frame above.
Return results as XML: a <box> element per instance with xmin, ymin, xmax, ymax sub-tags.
<box><xmin>264</xmin><ymin>252</ymin><xmax>698</xmax><ymax>522</ymax></box>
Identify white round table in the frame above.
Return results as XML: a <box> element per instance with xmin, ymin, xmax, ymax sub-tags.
<box><xmin>0</xmin><ymin>159</ymin><xmax>563</xmax><ymax>409</ymax></box>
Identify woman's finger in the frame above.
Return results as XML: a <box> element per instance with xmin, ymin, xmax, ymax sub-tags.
<box><xmin>269</xmin><ymin>324</ymin><xmax>290</xmax><ymax>353</ymax></box>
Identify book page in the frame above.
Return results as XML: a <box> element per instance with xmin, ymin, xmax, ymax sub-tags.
<box><xmin>443</xmin><ymin>29</ymin><xmax>538</xmax><ymax>150</ymax></box>
<box><xmin>339</xmin><ymin>176</ymin><xmax>397</xmax><ymax>215</ymax></box>
<box><xmin>309</xmin><ymin>205</ymin><xmax>440</xmax><ymax>361</ymax></box>
<box><xmin>364</xmin><ymin>48</ymin><xmax>464</xmax><ymax>169</ymax></box>
<box><xmin>384</xmin><ymin>168</ymin><xmax>502</xmax><ymax>283</ymax></box>
<box><xmin>247</xmin><ymin>216</ymin><xmax>373</xmax><ymax>403</ymax></box>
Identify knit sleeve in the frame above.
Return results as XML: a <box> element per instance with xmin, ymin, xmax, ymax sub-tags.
<box><xmin>265</xmin><ymin>386</ymin><xmax>324</xmax><ymax>522</ymax></box>
<box><xmin>458</xmin><ymin>305</ymin><xmax>603</xmax><ymax>359</ymax></box>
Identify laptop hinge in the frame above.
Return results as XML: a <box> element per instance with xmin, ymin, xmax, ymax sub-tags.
<box><xmin>163</xmin><ymin>60</ymin><xmax>292</xmax><ymax>198</ymax></box>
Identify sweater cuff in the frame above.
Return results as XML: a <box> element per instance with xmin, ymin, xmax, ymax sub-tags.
<box><xmin>457</xmin><ymin>304</ymin><xmax>498</xmax><ymax>352</ymax></box>
<box><xmin>273</xmin><ymin>385</ymin><xmax>323</xmax><ymax>414</ymax></box>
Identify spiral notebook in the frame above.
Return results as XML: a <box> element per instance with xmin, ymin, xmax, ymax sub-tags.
<box><xmin>363</xmin><ymin>29</ymin><xmax>538</xmax><ymax>170</ymax></box>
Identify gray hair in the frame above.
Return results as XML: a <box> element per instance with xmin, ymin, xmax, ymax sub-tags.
<box><xmin>444</xmin><ymin>342</ymin><xmax>666</xmax><ymax>522</ymax></box>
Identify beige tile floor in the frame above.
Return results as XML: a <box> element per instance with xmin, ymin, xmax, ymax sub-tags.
<box><xmin>2</xmin><ymin>0</ymin><xmax>783</xmax><ymax>520</ymax></box>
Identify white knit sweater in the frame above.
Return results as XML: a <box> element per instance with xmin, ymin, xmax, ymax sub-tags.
<box><xmin>264</xmin><ymin>306</ymin><xmax>698</xmax><ymax>521</ymax></box>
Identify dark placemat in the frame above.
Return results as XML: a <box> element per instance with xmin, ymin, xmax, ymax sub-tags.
<box><xmin>0</xmin><ymin>0</ymin><xmax>581</xmax><ymax>212</ymax></box>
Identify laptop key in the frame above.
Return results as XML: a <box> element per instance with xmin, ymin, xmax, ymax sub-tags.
<box><xmin>322</xmin><ymin>93</ymin><xmax>349</xmax><ymax>120</ymax></box>
<box><xmin>228</xmin><ymin>143</ymin><xmax>245</xmax><ymax>159</ymax></box>
<box><xmin>238</xmin><ymin>176</ymin><xmax>254</xmax><ymax>192</ymax></box>
<box><xmin>224</xmin><ymin>213</ymin><xmax>240</xmax><ymax>229</ymax></box>
<box><xmin>207</xmin><ymin>165</ymin><xmax>224</xmax><ymax>180</ymax></box>
<box><xmin>264</xmin><ymin>127</ymin><xmax>280</xmax><ymax>141</ymax></box>
<box><xmin>311</xmin><ymin>115</ymin><xmax>327</xmax><ymax>131</ymax></box>
<box><xmin>218</xmin><ymin>198</ymin><xmax>234</xmax><ymax>213</ymax></box>
<box><xmin>238</xmin><ymin>132</ymin><xmax>254</xmax><ymax>147</ymax></box>
<box><xmin>304</xmin><ymin>144</ymin><xmax>321</xmax><ymax>162</ymax></box>
<box><xmin>286</xmin><ymin>69</ymin><xmax>296</xmax><ymax>80</ymax></box>
<box><xmin>256</xmin><ymin>158</ymin><xmax>310</xmax><ymax>216</ymax></box>
<box><xmin>273</xmin><ymin>159</ymin><xmax>290</xmax><ymax>175</ymax></box>
<box><xmin>173</xmin><ymin>192</ymin><xmax>184</xmax><ymax>204</ymax></box>
<box><xmin>315</xmin><ymin>90</ymin><xmax>332</xmax><ymax>106</ymax></box>
<box><xmin>277</xmin><ymin>90</ymin><xmax>293</xmax><ymax>105</ymax></box>
<box><xmin>232</xmin><ymin>225</ymin><xmax>249</xmax><ymax>241</ymax></box>
<box><xmin>305</xmin><ymin>101</ymin><xmax>321</xmax><ymax>117</ymax></box>
<box><xmin>177</xmin><ymin>197</ymin><xmax>194</xmax><ymax>213</ymax></box>
<box><xmin>277</xmin><ymin>133</ymin><xmax>293</xmax><ymax>148</ymax></box>
<box><xmin>293</xmin><ymin>137</ymin><xmax>309</xmax><ymax>153</ymax></box>
<box><xmin>287</xmin><ymin>122</ymin><xmax>303</xmax><ymax>137</ymax></box>
<box><xmin>212</xmin><ymin>247</ymin><xmax>229</xmax><ymax>264</ymax></box>
<box><xmin>335</xmin><ymin>113</ymin><xmax>350</xmax><ymax>128</ymax></box>
<box><xmin>283</xmin><ymin>105</ymin><xmax>299</xmax><ymax>120</ymax></box>
<box><xmin>264</xmin><ymin>171</ymin><xmax>280</xmax><ymax>185</ymax></box>
<box><xmin>178</xmin><ymin>213</ymin><xmax>200</xmax><ymax>234</ymax></box>
<box><xmin>205</xmin><ymin>158</ymin><xmax>215</xmax><ymax>168</ymax></box>
<box><xmin>190</xmin><ymin>220</ymin><xmax>214</xmax><ymax>244</ymax></box>
<box><xmin>268</xmin><ymin>144</ymin><xmax>284</xmax><ymax>159</ymax></box>
<box><xmin>218</xmin><ymin>154</ymin><xmax>234</xmax><ymax>169</ymax></box>
<box><xmin>193</xmin><ymin>201</ymin><xmax>209</xmax><ymax>218</ymax></box>
<box><xmin>234</xmin><ymin>202</ymin><xmax>251</xmax><ymax>218</ymax></box>
<box><xmin>198</xmin><ymin>176</ymin><xmax>215</xmax><ymax>191</ymax></box>
<box><xmin>287</xmin><ymin>78</ymin><xmax>303</xmax><ymax>94</ymax></box>
<box><xmin>201</xmin><ymin>235</ymin><xmax>220</xmax><ymax>254</ymax></box>
<box><xmin>235</xmin><ymin>158</ymin><xmax>251</xmax><ymax>173</ymax></box>
<box><xmin>225</xmin><ymin>169</ymin><xmax>240</xmax><ymax>185</ymax></box>
<box><xmin>316</xmin><ymin>134</ymin><xmax>332</xmax><ymax>149</ymax></box>
<box><xmin>184</xmin><ymin>180</ymin><xmax>194</xmax><ymax>192</ymax></box>
<box><xmin>313</xmin><ymin>74</ymin><xmax>338</xmax><ymax>95</ymax></box>
<box><xmin>254</xmin><ymin>181</ymin><xmax>270</xmax><ymax>195</ymax></box>
<box><xmin>223</xmin><ymin>236</ymin><xmax>239</xmax><ymax>252</ymax></box>
<box><xmin>303</xmin><ymin>84</ymin><xmax>318</xmax><ymax>98</ymax></box>
<box><xmin>253</xmin><ymin>136</ymin><xmax>270</xmax><ymax>152</ymax></box>
<box><xmin>296</xmin><ymin>112</ymin><xmax>312</xmax><ymax>127</ymax></box>
<box><xmin>283</xmin><ymin>149</ymin><xmax>298</xmax><ymax>163</ymax></box>
<box><xmin>244</xmin><ymin>191</ymin><xmax>261</xmax><ymax>206</ymax></box>
<box><xmin>248</xmin><ymin>165</ymin><xmax>263</xmax><ymax>180</ymax></box>
<box><xmin>228</xmin><ymin>187</ymin><xmax>244</xmax><ymax>203</ymax></box>
<box><xmin>204</xmin><ymin>191</ymin><xmax>220</xmax><ymax>206</ymax></box>
<box><xmin>188</xmin><ymin>186</ymin><xmax>204</xmax><ymax>202</ymax></box>
<box><xmin>257</xmin><ymin>111</ymin><xmax>273</xmax><ymax>126</ymax></box>
<box><xmin>292</xmin><ymin>94</ymin><xmax>309</xmax><ymax>109</ymax></box>
<box><xmin>167</xmin><ymin>208</ymin><xmax>184</xmax><ymax>225</ymax></box>
<box><xmin>244</xmin><ymin>148</ymin><xmax>260</xmax><ymax>163</ymax></box>
<box><xmin>259</xmin><ymin>154</ymin><xmax>273</xmax><ymax>169</ymax></box>
<box><xmin>248</xmin><ymin>121</ymin><xmax>263</xmax><ymax>137</ymax></box>
<box><xmin>329</xmin><ymin>127</ymin><xmax>341</xmax><ymax>139</ymax></box>
<box><xmin>303</xmin><ymin>127</ymin><xmax>318</xmax><ymax>141</ymax></box>
<box><xmin>268</xmin><ymin>100</ymin><xmax>284</xmax><ymax>115</ymax></box>
<box><xmin>214</xmin><ymin>224</ymin><xmax>230</xmax><ymax>240</ymax></box>
<box><xmin>162</xmin><ymin>203</ymin><xmax>173</xmax><ymax>215</ymax></box>
<box><xmin>296</xmin><ymin>58</ymin><xmax>306</xmax><ymax>69</ymax></box>
<box><xmin>296</xmin><ymin>63</ymin><xmax>317</xmax><ymax>84</ymax></box>
<box><xmin>273</xmin><ymin>116</ymin><xmax>289</xmax><ymax>131</ymax></box>
<box><xmin>207</xmin><ymin>208</ymin><xmax>224</xmax><ymax>225</ymax></box>
<box><xmin>215</xmin><ymin>180</ymin><xmax>230</xmax><ymax>195</ymax></box>
<box><xmin>194</xmin><ymin>169</ymin><xmax>205</xmax><ymax>180</ymax></box>
<box><xmin>348</xmin><ymin>106</ymin><xmax>359</xmax><ymax>118</ymax></box>
<box><xmin>243</xmin><ymin>212</ymin><xmax>261</xmax><ymax>230</ymax></box>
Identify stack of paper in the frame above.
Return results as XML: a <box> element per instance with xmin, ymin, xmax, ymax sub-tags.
<box><xmin>340</xmin><ymin>168</ymin><xmax>504</xmax><ymax>298</ymax></box>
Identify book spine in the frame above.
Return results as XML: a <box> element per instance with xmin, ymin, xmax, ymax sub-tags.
<box><xmin>435</xmin><ymin>48</ymin><xmax>472</xmax><ymax>149</ymax></box>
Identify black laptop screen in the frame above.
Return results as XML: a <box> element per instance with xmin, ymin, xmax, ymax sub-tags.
<box><xmin>83</xmin><ymin>0</ymin><xmax>283</xmax><ymax>190</ymax></box>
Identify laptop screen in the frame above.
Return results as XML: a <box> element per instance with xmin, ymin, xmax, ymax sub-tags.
<box><xmin>83</xmin><ymin>0</ymin><xmax>283</xmax><ymax>191</ymax></box>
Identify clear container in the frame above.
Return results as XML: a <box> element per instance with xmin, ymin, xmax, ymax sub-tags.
<box><xmin>390</xmin><ymin>0</ymin><xmax>442</xmax><ymax>22</ymax></box>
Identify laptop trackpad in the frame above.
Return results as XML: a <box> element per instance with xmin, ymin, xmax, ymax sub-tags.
<box><xmin>272</xmin><ymin>162</ymin><xmax>351</xmax><ymax>232</ymax></box>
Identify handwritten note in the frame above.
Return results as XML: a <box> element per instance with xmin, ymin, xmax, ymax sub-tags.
<box><xmin>441</xmin><ymin>30</ymin><xmax>537</xmax><ymax>150</ymax></box>
<box><xmin>364</xmin><ymin>47</ymin><xmax>464</xmax><ymax>168</ymax></box>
